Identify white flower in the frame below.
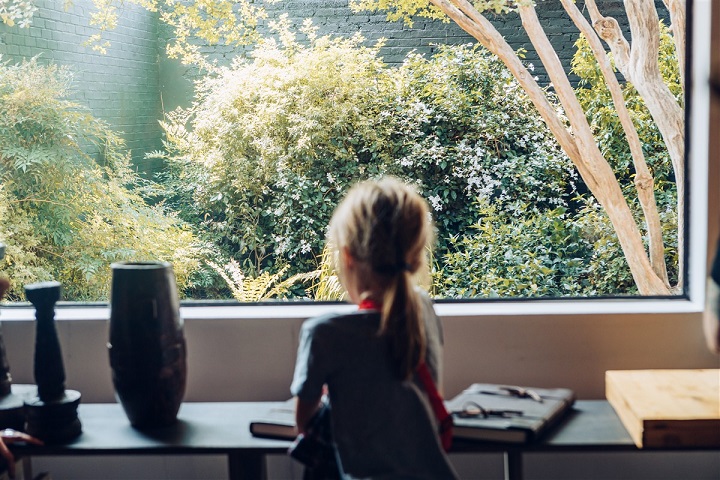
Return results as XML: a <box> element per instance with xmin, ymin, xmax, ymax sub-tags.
<box><xmin>428</xmin><ymin>195</ymin><xmax>443</xmax><ymax>212</ymax></box>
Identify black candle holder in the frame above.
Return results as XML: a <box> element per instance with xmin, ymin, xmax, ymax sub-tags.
<box><xmin>24</xmin><ymin>281</ymin><xmax>82</xmax><ymax>443</ymax></box>
<box><xmin>0</xmin><ymin>243</ymin><xmax>24</xmax><ymax>430</ymax></box>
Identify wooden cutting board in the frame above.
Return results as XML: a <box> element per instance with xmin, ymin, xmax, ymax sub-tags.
<box><xmin>606</xmin><ymin>369</ymin><xmax>720</xmax><ymax>448</ymax></box>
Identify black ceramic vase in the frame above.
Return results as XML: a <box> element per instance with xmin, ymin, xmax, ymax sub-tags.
<box><xmin>108</xmin><ymin>261</ymin><xmax>187</xmax><ymax>428</ymax></box>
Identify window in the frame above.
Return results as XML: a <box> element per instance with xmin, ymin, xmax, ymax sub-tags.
<box><xmin>0</xmin><ymin>0</ymin><xmax>708</xmax><ymax>311</ymax></box>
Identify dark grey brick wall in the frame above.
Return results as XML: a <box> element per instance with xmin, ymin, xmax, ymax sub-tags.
<box><xmin>0</xmin><ymin>0</ymin><xmax>163</xmax><ymax>174</ymax></box>
<box><xmin>0</xmin><ymin>0</ymin><xmax>669</xmax><ymax>175</ymax></box>
<box><xmin>161</xmin><ymin>0</ymin><xmax>666</xmax><ymax>106</ymax></box>
<box><xmin>261</xmin><ymin>0</ymin><xmax>476</xmax><ymax>65</ymax></box>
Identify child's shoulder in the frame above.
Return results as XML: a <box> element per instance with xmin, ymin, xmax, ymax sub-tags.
<box><xmin>301</xmin><ymin>310</ymin><xmax>377</xmax><ymax>335</ymax></box>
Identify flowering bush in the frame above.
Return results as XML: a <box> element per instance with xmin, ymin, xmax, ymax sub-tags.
<box><xmin>385</xmin><ymin>45</ymin><xmax>576</xmax><ymax>237</ymax></box>
<box><xmin>0</xmin><ymin>58</ymin><xmax>204</xmax><ymax>301</ymax></box>
<box><xmin>160</xmin><ymin>23</ymin><xmax>579</xmax><ymax>297</ymax></box>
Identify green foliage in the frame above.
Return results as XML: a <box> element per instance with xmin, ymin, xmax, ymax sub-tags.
<box><xmin>440</xmin><ymin>200</ymin><xmax>595</xmax><ymax>297</ymax></box>
<box><xmin>160</xmin><ymin>26</ymin><xmax>578</xmax><ymax>297</ymax></box>
<box><xmin>349</xmin><ymin>0</ymin><xmax>446</xmax><ymax>26</ymax></box>
<box><xmin>0</xmin><ymin>58</ymin><xmax>203</xmax><ymax>301</ymax></box>
<box><xmin>310</xmin><ymin>244</ymin><xmax>346</xmax><ymax>302</ymax></box>
<box><xmin>148</xmin><ymin>0</ymin><xmax>273</xmax><ymax>69</ymax></box>
<box><xmin>208</xmin><ymin>259</ymin><xmax>317</xmax><ymax>302</ymax></box>
<box><xmin>571</xmin><ymin>199</ymin><xmax>636</xmax><ymax>295</ymax></box>
<box><xmin>55</xmin><ymin>0</ymin><xmax>271</xmax><ymax>68</ymax></box>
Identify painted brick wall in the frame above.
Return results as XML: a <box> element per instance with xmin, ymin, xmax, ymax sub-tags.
<box><xmin>0</xmin><ymin>0</ymin><xmax>669</xmax><ymax>175</ymax></box>
<box><xmin>158</xmin><ymin>0</ymin><xmax>659</xmax><ymax>114</ymax></box>
<box><xmin>0</xmin><ymin>0</ymin><xmax>163</xmax><ymax>173</ymax></box>
<box><xmin>183</xmin><ymin>0</ymin><xmax>658</xmax><ymax>78</ymax></box>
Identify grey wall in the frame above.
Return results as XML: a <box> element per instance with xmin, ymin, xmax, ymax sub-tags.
<box><xmin>0</xmin><ymin>0</ymin><xmax>164</xmax><ymax>173</ymax></box>
<box><xmin>254</xmin><ymin>0</ymin><xmax>639</xmax><ymax>67</ymax></box>
<box><xmin>0</xmin><ymin>1</ymin><xmax>668</xmax><ymax>177</ymax></box>
<box><xmin>158</xmin><ymin>0</ymin><xmax>643</xmax><ymax>108</ymax></box>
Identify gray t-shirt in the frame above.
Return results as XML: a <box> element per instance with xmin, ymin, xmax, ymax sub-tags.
<box><xmin>291</xmin><ymin>293</ymin><xmax>457</xmax><ymax>480</ymax></box>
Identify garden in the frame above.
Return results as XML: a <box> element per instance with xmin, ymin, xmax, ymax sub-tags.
<box><xmin>0</xmin><ymin>0</ymin><xmax>683</xmax><ymax>302</ymax></box>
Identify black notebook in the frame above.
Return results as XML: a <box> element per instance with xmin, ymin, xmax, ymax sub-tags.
<box><xmin>249</xmin><ymin>399</ymin><xmax>297</xmax><ymax>440</ymax></box>
<box><xmin>446</xmin><ymin>383</ymin><xmax>576</xmax><ymax>443</ymax></box>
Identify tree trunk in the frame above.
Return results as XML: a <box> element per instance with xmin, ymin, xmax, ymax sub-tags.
<box><xmin>663</xmin><ymin>0</ymin><xmax>686</xmax><ymax>91</ymax></box>
<box><xmin>430</xmin><ymin>0</ymin><xmax>671</xmax><ymax>294</ymax></box>
<box><xmin>560</xmin><ymin>0</ymin><xmax>669</xmax><ymax>287</ymax></box>
<box><xmin>587</xmin><ymin>0</ymin><xmax>685</xmax><ymax>289</ymax></box>
<box><xmin>517</xmin><ymin>3</ymin><xmax>670</xmax><ymax>295</ymax></box>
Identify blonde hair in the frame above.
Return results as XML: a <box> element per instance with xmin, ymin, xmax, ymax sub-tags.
<box><xmin>328</xmin><ymin>177</ymin><xmax>434</xmax><ymax>379</ymax></box>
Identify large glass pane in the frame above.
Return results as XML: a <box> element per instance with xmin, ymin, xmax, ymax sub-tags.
<box><xmin>0</xmin><ymin>0</ymin><xmax>685</xmax><ymax>303</ymax></box>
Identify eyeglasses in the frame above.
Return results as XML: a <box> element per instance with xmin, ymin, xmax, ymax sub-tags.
<box><xmin>467</xmin><ymin>386</ymin><xmax>544</xmax><ymax>403</ymax></box>
<box><xmin>451</xmin><ymin>401</ymin><xmax>524</xmax><ymax>419</ymax></box>
<box><xmin>498</xmin><ymin>386</ymin><xmax>543</xmax><ymax>403</ymax></box>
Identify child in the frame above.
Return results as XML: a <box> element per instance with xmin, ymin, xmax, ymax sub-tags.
<box><xmin>291</xmin><ymin>177</ymin><xmax>458</xmax><ymax>479</ymax></box>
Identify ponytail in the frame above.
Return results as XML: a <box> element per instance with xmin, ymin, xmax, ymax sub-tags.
<box><xmin>328</xmin><ymin>176</ymin><xmax>434</xmax><ymax>380</ymax></box>
<box><xmin>381</xmin><ymin>269</ymin><xmax>425</xmax><ymax>380</ymax></box>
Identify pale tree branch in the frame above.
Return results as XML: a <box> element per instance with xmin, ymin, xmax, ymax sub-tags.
<box><xmin>517</xmin><ymin>3</ymin><xmax>669</xmax><ymax>295</ymax></box>
<box><xmin>428</xmin><ymin>0</ymin><xmax>670</xmax><ymax>294</ymax></box>
<box><xmin>585</xmin><ymin>0</ymin><xmax>631</xmax><ymax>76</ymax></box>
<box><xmin>560</xmin><ymin>0</ymin><xmax>669</xmax><ymax>286</ymax></box>
<box><xmin>587</xmin><ymin>0</ymin><xmax>685</xmax><ymax>290</ymax></box>
<box><xmin>663</xmin><ymin>0</ymin><xmax>686</xmax><ymax>90</ymax></box>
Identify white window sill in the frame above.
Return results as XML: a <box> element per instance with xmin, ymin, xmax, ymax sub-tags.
<box><xmin>0</xmin><ymin>295</ymin><xmax>702</xmax><ymax>323</ymax></box>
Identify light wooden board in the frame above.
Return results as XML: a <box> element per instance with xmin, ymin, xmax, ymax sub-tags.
<box><xmin>605</xmin><ymin>369</ymin><xmax>720</xmax><ymax>448</ymax></box>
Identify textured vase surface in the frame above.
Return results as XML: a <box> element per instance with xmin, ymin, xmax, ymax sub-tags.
<box><xmin>108</xmin><ymin>261</ymin><xmax>187</xmax><ymax>428</ymax></box>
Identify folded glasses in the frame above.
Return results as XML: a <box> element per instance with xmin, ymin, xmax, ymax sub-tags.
<box><xmin>451</xmin><ymin>401</ymin><xmax>524</xmax><ymax>419</ymax></box>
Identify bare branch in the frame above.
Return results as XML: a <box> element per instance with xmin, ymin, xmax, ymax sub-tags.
<box><xmin>585</xmin><ymin>0</ymin><xmax>631</xmax><ymax>76</ymax></box>
<box><xmin>561</xmin><ymin>0</ymin><xmax>668</xmax><ymax>286</ymax></box>
<box><xmin>517</xmin><ymin>3</ymin><xmax>669</xmax><ymax>294</ymax></box>
<box><xmin>664</xmin><ymin>0</ymin><xmax>686</xmax><ymax>90</ymax></box>
<box><xmin>588</xmin><ymin>0</ymin><xmax>685</xmax><ymax>289</ymax></box>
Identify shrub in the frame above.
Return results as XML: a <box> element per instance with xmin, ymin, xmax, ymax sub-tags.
<box><xmin>386</xmin><ymin>45</ymin><xmax>576</xmax><ymax>239</ymax></box>
<box><xmin>158</xmin><ymin>22</ymin><xmax>395</xmax><ymax>282</ymax></box>
<box><xmin>159</xmin><ymin>25</ymin><xmax>579</xmax><ymax>297</ymax></box>
<box><xmin>0</xmin><ymin>58</ymin><xmax>203</xmax><ymax>301</ymax></box>
<box><xmin>439</xmin><ymin>199</ymin><xmax>594</xmax><ymax>298</ymax></box>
